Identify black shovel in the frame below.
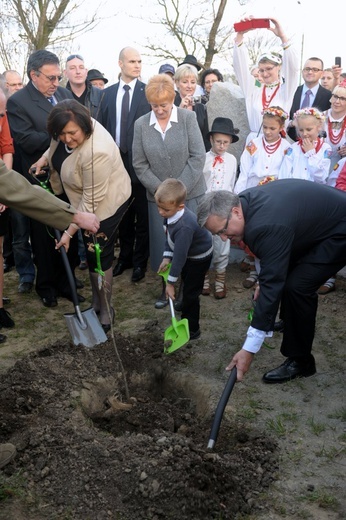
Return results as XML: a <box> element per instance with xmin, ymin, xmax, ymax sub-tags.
<box><xmin>54</xmin><ymin>229</ymin><xmax>107</xmax><ymax>348</ymax></box>
<box><xmin>207</xmin><ymin>367</ymin><xmax>237</xmax><ymax>449</ymax></box>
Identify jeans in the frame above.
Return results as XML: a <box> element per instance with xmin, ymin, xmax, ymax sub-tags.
<box><xmin>11</xmin><ymin>210</ymin><xmax>35</xmax><ymax>283</ymax></box>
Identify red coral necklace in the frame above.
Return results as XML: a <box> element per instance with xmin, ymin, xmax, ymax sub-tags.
<box><xmin>327</xmin><ymin>116</ymin><xmax>346</xmax><ymax>145</ymax></box>
<box><xmin>262</xmin><ymin>84</ymin><xmax>280</xmax><ymax>110</ymax></box>
<box><xmin>262</xmin><ymin>137</ymin><xmax>282</xmax><ymax>155</ymax></box>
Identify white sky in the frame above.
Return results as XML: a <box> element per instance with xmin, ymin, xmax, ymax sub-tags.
<box><xmin>72</xmin><ymin>0</ymin><xmax>344</xmax><ymax>85</ymax></box>
<box><xmin>2</xmin><ymin>0</ymin><xmax>343</xmax><ymax>84</ymax></box>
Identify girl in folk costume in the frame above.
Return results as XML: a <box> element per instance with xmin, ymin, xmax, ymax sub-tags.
<box><xmin>233</xmin><ymin>17</ymin><xmax>299</xmax><ymax>144</ymax></box>
<box><xmin>278</xmin><ymin>108</ymin><xmax>331</xmax><ymax>183</ymax></box>
<box><xmin>322</xmin><ymin>81</ymin><xmax>346</xmax><ymax>181</ymax></box>
<box><xmin>202</xmin><ymin>117</ymin><xmax>238</xmax><ymax>299</ymax></box>
<box><xmin>234</xmin><ymin>106</ymin><xmax>290</xmax><ymax>289</ymax></box>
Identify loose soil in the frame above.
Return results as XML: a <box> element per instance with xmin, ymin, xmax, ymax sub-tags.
<box><xmin>0</xmin><ymin>259</ymin><xmax>345</xmax><ymax>520</ymax></box>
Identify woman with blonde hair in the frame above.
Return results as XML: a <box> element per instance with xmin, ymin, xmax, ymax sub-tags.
<box><xmin>133</xmin><ymin>74</ymin><xmax>206</xmax><ymax>308</ymax></box>
<box><xmin>173</xmin><ymin>64</ymin><xmax>210</xmax><ymax>150</ymax></box>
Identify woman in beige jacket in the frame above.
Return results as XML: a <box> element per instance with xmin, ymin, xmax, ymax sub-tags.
<box><xmin>33</xmin><ymin>100</ymin><xmax>131</xmax><ymax>331</ymax></box>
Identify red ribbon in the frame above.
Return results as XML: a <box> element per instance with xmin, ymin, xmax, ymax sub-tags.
<box><xmin>212</xmin><ymin>155</ymin><xmax>224</xmax><ymax>168</ymax></box>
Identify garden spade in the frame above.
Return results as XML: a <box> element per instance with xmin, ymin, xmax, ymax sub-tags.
<box><xmin>54</xmin><ymin>230</ymin><xmax>107</xmax><ymax>348</ymax></box>
<box><xmin>158</xmin><ymin>264</ymin><xmax>190</xmax><ymax>354</ymax></box>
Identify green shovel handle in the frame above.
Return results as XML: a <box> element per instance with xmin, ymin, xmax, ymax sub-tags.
<box><xmin>94</xmin><ymin>242</ymin><xmax>104</xmax><ymax>276</ymax></box>
<box><xmin>158</xmin><ymin>262</ymin><xmax>171</xmax><ymax>283</ymax></box>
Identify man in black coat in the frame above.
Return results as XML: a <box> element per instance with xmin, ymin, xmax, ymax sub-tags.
<box><xmin>197</xmin><ymin>180</ymin><xmax>346</xmax><ymax>383</ymax></box>
<box><xmin>7</xmin><ymin>50</ymin><xmax>76</xmax><ymax>307</ymax></box>
<box><xmin>100</xmin><ymin>47</ymin><xmax>151</xmax><ymax>283</ymax></box>
<box><xmin>288</xmin><ymin>57</ymin><xmax>332</xmax><ymax>141</ymax></box>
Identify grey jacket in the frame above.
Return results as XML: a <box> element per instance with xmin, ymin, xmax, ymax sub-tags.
<box><xmin>132</xmin><ymin>107</ymin><xmax>206</xmax><ymax>201</ymax></box>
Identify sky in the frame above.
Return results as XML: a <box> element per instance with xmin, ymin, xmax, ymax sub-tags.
<box><xmin>70</xmin><ymin>0</ymin><xmax>344</xmax><ymax>85</ymax></box>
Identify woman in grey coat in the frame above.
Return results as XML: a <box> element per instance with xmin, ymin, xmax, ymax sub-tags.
<box><xmin>133</xmin><ymin>74</ymin><xmax>206</xmax><ymax>307</ymax></box>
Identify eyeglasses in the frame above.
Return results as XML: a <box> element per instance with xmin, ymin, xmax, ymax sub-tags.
<box><xmin>303</xmin><ymin>67</ymin><xmax>322</xmax><ymax>73</ymax></box>
<box><xmin>36</xmin><ymin>70</ymin><xmax>62</xmax><ymax>83</ymax></box>
<box><xmin>213</xmin><ymin>139</ymin><xmax>231</xmax><ymax>146</ymax></box>
<box><xmin>66</xmin><ymin>54</ymin><xmax>84</xmax><ymax>62</ymax></box>
<box><xmin>216</xmin><ymin>212</ymin><xmax>231</xmax><ymax>236</ymax></box>
<box><xmin>332</xmin><ymin>94</ymin><xmax>346</xmax><ymax>102</ymax></box>
<box><xmin>258</xmin><ymin>65</ymin><xmax>276</xmax><ymax>74</ymax></box>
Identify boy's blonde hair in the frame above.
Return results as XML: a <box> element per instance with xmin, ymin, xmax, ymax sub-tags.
<box><xmin>155</xmin><ymin>179</ymin><xmax>187</xmax><ymax>206</ymax></box>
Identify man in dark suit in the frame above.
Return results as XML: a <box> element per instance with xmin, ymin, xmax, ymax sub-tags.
<box><xmin>100</xmin><ymin>47</ymin><xmax>151</xmax><ymax>283</ymax></box>
<box><xmin>288</xmin><ymin>57</ymin><xmax>332</xmax><ymax>141</ymax></box>
<box><xmin>197</xmin><ymin>180</ymin><xmax>346</xmax><ymax>383</ymax></box>
<box><xmin>7</xmin><ymin>50</ymin><xmax>77</xmax><ymax>307</ymax></box>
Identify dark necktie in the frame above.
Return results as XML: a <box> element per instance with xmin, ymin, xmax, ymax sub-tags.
<box><xmin>301</xmin><ymin>89</ymin><xmax>312</xmax><ymax>109</ymax></box>
<box><xmin>47</xmin><ymin>96</ymin><xmax>56</xmax><ymax>105</ymax></box>
<box><xmin>120</xmin><ymin>85</ymin><xmax>130</xmax><ymax>153</ymax></box>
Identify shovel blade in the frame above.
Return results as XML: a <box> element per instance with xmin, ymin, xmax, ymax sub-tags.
<box><xmin>164</xmin><ymin>318</ymin><xmax>190</xmax><ymax>354</ymax></box>
<box><xmin>64</xmin><ymin>307</ymin><xmax>107</xmax><ymax>348</ymax></box>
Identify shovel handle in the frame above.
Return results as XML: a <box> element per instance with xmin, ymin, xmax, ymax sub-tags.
<box><xmin>54</xmin><ymin>229</ymin><xmax>81</xmax><ymax>309</ymax></box>
<box><xmin>207</xmin><ymin>367</ymin><xmax>237</xmax><ymax>449</ymax></box>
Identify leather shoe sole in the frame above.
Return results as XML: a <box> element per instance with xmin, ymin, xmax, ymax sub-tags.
<box><xmin>262</xmin><ymin>356</ymin><xmax>316</xmax><ymax>384</ymax></box>
<box><xmin>131</xmin><ymin>267</ymin><xmax>146</xmax><ymax>283</ymax></box>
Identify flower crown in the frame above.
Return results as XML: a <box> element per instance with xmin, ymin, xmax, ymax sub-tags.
<box><xmin>262</xmin><ymin>107</ymin><xmax>288</xmax><ymax>120</ymax></box>
<box><xmin>294</xmin><ymin>107</ymin><xmax>325</xmax><ymax>122</ymax></box>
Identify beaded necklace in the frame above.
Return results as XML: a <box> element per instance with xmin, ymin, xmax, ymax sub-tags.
<box><xmin>327</xmin><ymin>116</ymin><xmax>346</xmax><ymax>145</ymax></box>
<box><xmin>262</xmin><ymin>137</ymin><xmax>282</xmax><ymax>155</ymax></box>
<box><xmin>262</xmin><ymin>84</ymin><xmax>280</xmax><ymax>110</ymax></box>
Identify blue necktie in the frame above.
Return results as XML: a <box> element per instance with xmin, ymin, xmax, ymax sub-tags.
<box><xmin>120</xmin><ymin>85</ymin><xmax>130</xmax><ymax>153</ymax></box>
<box><xmin>301</xmin><ymin>89</ymin><xmax>312</xmax><ymax>109</ymax></box>
<box><xmin>47</xmin><ymin>96</ymin><xmax>56</xmax><ymax>106</ymax></box>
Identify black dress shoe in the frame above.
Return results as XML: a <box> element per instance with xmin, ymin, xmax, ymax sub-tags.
<box><xmin>262</xmin><ymin>356</ymin><xmax>316</xmax><ymax>384</ymax></box>
<box><xmin>113</xmin><ymin>261</ymin><xmax>132</xmax><ymax>277</ymax></box>
<box><xmin>2</xmin><ymin>297</ymin><xmax>10</xmax><ymax>305</ymax></box>
<box><xmin>0</xmin><ymin>333</ymin><xmax>7</xmax><ymax>343</ymax></box>
<box><xmin>3</xmin><ymin>263</ymin><xmax>14</xmax><ymax>273</ymax></box>
<box><xmin>273</xmin><ymin>319</ymin><xmax>284</xmax><ymax>332</ymax></box>
<box><xmin>131</xmin><ymin>267</ymin><xmax>146</xmax><ymax>283</ymax></box>
<box><xmin>41</xmin><ymin>297</ymin><xmax>58</xmax><ymax>308</ymax></box>
<box><xmin>189</xmin><ymin>329</ymin><xmax>201</xmax><ymax>340</ymax></box>
<box><xmin>75</xmin><ymin>278</ymin><xmax>84</xmax><ymax>289</ymax></box>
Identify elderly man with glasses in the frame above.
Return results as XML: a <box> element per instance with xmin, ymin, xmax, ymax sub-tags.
<box><xmin>197</xmin><ymin>179</ymin><xmax>346</xmax><ymax>384</ymax></box>
<box><xmin>6</xmin><ymin>50</ymin><xmax>77</xmax><ymax>308</ymax></box>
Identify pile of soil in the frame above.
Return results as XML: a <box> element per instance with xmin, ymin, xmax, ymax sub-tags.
<box><xmin>0</xmin><ymin>327</ymin><xmax>278</xmax><ymax>520</ymax></box>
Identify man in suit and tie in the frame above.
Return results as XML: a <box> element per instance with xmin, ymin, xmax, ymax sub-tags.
<box><xmin>7</xmin><ymin>50</ymin><xmax>76</xmax><ymax>307</ymax></box>
<box><xmin>100</xmin><ymin>47</ymin><xmax>151</xmax><ymax>283</ymax></box>
<box><xmin>197</xmin><ymin>180</ymin><xmax>346</xmax><ymax>384</ymax></box>
<box><xmin>288</xmin><ymin>57</ymin><xmax>332</xmax><ymax>141</ymax></box>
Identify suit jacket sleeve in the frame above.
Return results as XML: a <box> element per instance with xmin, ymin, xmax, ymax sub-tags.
<box><xmin>0</xmin><ymin>160</ymin><xmax>76</xmax><ymax>229</ymax></box>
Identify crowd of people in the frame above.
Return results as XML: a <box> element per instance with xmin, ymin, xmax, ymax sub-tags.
<box><xmin>1</xmin><ymin>16</ymin><xmax>346</xmax><ymax>468</ymax></box>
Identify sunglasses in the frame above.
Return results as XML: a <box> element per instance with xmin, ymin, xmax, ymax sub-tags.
<box><xmin>66</xmin><ymin>54</ymin><xmax>84</xmax><ymax>62</ymax></box>
<box><xmin>36</xmin><ymin>70</ymin><xmax>62</xmax><ymax>83</ymax></box>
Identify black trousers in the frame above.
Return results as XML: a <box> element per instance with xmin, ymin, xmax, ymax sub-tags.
<box><xmin>117</xmin><ymin>181</ymin><xmax>149</xmax><ymax>269</ymax></box>
<box><xmin>280</xmin><ymin>252</ymin><xmax>346</xmax><ymax>359</ymax></box>
<box><xmin>30</xmin><ymin>219</ymin><xmax>78</xmax><ymax>300</ymax></box>
<box><xmin>181</xmin><ymin>256</ymin><xmax>212</xmax><ymax>334</ymax></box>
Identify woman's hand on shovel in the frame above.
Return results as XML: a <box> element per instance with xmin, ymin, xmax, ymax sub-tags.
<box><xmin>226</xmin><ymin>349</ymin><xmax>254</xmax><ymax>382</ymax></box>
<box><xmin>165</xmin><ymin>283</ymin><xmax>175</xmax><ymax>301</ymax></box>
<box><xmin>55</xmin><ymin>231</ymin><xmax>71</xmax><ymax>253</ymax></box>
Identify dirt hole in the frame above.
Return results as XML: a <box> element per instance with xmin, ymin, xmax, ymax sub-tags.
<box><xmin>0</xmin><ymin>328</ymin><xmax>279</xmax><ymax>519</ymax></box>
